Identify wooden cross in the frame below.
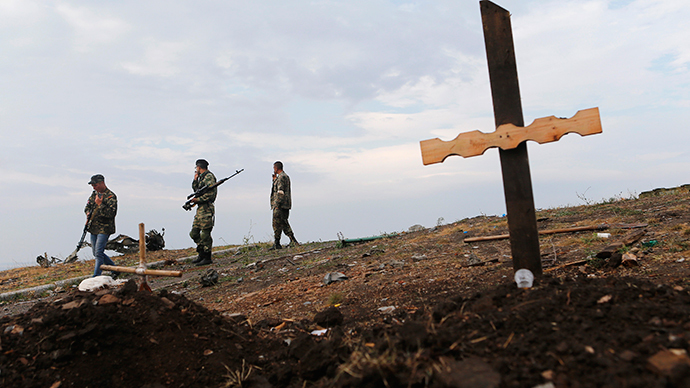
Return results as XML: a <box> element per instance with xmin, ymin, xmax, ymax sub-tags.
<box><xmin>419</xmin><ymin>1</ymin><xmax>602</xmax><ymax>277</ymax></box>
<box><xmin>102</xmin><ymin>223</ymin><xmax>182</xmax><ymax>291</ymax></box>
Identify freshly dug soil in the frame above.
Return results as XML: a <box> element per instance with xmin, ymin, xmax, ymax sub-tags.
<box><xmin>3</xmin><ymin>276</ymin><xmax>690</xmax><ymax>387</ymax></box>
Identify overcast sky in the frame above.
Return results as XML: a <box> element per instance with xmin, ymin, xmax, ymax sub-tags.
<box><xmin>1</xmin><ymin>0</ymin><xmax>688</xmax><ymax>270</ymax></box>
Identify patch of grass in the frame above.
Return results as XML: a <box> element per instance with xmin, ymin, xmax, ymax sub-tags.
<box><xmin>668</xmin><ymin>239</ymin><xmax>690</xmax><ymax>253</ymax></box>
<box><xmin>610</xmin><ymin>207</ymin><xmax>644</xmax><ymax>217</ymax></box>
<box><xmin>219</xmin><ymin>275</ymin><xmax>239</xmax><ymax>283</ymax></box>
<box><xmin>580</xmin><ymin>233</ymin><xmax>604</xmax><ymax>246</ymax></box>
<box><xmin>327</xmin><ymin>292</ymin><xmax>344</xmax><ymax>306</ymax></box>
<box><xmin>587</xmin><ymin>257</ymin><xmax>606</xmax><ymax>269</ymax></box>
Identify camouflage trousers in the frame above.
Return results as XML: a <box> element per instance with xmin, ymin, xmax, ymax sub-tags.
<box><xmin>190</xmin><ymin>227</ymin><xmax>213</xmax><ymax>254</ymax></box>
<box><xmin>272</xmin><ymin>208</ymin><xmax>293</xmax><ymax>240</ymax></box>
<box><xmin>193</xmin><ymin>204</ymin><xmax>215</xmax><ymax>230</ymax></box>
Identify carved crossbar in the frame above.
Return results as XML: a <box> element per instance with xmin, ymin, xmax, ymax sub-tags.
<box><xmin>420</xmin><ymin>107</ymin><xmax>602</xmax><ymax>165</ymax></box>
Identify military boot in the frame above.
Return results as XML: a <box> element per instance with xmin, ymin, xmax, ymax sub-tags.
<box><xmin>287</xmin><ymin>233</ymin><xmax>300</xmax><ymax>247</ymax></box>
<box><xmin>268</xmin><ymin>238</ymin><xmax>282</xmax><ymax>251</ymax></box>
<box><xmin>191</xmin><ymin>248</ymin><xmax>204</xmax><ymax>264</ymax></box>
<box><xmin>195</xmin><ymin>251</ymin><xmax>213</xmax><ymax>266</ymax></box>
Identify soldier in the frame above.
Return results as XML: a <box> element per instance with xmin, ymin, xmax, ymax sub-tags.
<box><xmin>270</xmin><ymin>161</ymin><xmax>299</xmax><ymax>249</ymax></box>
<box><xmin>190</xmin><ymin>159</ymin><xmax>217</xmax><ymax>266</ymax></box>
<box><xmin>84</xmin><ymin>174</ymin><xmax>119</xmax><ymax>277</ymax></box>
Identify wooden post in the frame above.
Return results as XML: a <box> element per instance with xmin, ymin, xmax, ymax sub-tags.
<box><xmin>480</xmin><ymin>0</ymin><xmax>541</xmax><ymax>276</ymax></box>
<box><xmin>137</xmin><ymin>223</ymin><xmax>151</xmax><ymax>291</ymax></box>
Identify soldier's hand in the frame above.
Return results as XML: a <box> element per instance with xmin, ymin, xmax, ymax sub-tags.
<box><xmin>95</xmin><ymin>194</ymin><xmax>103</xmax><ymax>206</ymax></box>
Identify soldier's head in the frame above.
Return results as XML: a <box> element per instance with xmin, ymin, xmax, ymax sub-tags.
<box><xmin>88</xmin><ymin>174</ymin><xmax>107</xmax><ymax>193</ymax></box>
<box><xmin>195</xmin><ymin>159</ymin><xmax>209</xmax><ymax>173</ymax></box>
<box><xmin>273</xmin><ymin>161</ymin><xmax>283</xmax><ymax>174</ymax></box>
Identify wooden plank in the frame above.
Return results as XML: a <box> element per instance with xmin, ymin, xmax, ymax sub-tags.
<box><xmin>464</xmin><ymin>223</ymin><xmax>647</xmax><ymax>243</ymax></box>
<box><xmin>420</xmin><ymin>108</ymin><xmax>601</xmax><ymax>165</ymax></box>
<box><xmin>100</xmin><ymin>265</ymin><xmax>182</xmax><ymax>277</ymax></box>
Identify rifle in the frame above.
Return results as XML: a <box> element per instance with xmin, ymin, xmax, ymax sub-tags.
<box><xmin>183</xmin><ymin>169</ymin><xmax>244</xmax><ymax>211</ymax></box>
<box><xmin>65</xmin><ymin>212</ymin><xmax>93</xmax><ymax>263</ymax></box>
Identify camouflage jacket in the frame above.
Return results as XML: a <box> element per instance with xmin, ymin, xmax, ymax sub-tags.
<box><xmin>192</xmin><ymin>170</ymin><xmax>217</xmax><ymax>229</ymax></box>
<box><xmin>271</xmin><ymin>171</ymin><xmax>291</xmax><ymax>210</ymax></box>
<box><xmin>84</xmin><ymin>188</ymin><xmax>117</xmax><ymax>235</ymax></box>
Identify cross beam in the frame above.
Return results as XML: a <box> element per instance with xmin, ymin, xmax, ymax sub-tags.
<box><xmin>421</xmin><ymin>107</ymin><xmax>601</xmax><ymax>163</ymax></box>
<box><xmin>102</xmin><ymin>223</ymin><xmax>182</xmax><ymax>291</ymax></box>
<box><xmin>419</xmin><ymin>1</ymin><xmax>602</xmax><ymax>278</ymax></box>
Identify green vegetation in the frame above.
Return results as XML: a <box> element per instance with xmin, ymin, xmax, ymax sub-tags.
<box><xmin>327</xmin><ymin>292</ymin><xmax>344</xmax><ymax>306</ymax></box>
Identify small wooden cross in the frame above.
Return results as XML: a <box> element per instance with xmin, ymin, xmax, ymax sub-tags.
<box><xmin>419</xmin><ymin>1</ymin><xmax>603</xmax><ymax>277</ymax></box>
<box><xmin>102</xmin><ymin>223</ymin><xmax>182</xmax><ymax>291</ymax></box>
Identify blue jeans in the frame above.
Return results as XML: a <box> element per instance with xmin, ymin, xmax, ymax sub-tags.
<box><xmin>91</xmin><ymin>233</ymin><xmax>115</xmax><ymax>277</ymax></box>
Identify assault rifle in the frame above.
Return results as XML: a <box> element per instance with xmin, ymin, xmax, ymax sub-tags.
<box><xmin>183</xmin><ymin>169</ymin><xmax>244</xmax><ymax>211</ymax></box>
<box><xmin>65</xmin><ymin>212</ymin><xmax>93</xmax><ymax>263</ymax></box>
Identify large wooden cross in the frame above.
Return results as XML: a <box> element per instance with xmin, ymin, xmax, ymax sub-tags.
<box><xmin>419</xmin><ymin>0</ymin><xmax>602</xmax><ymax>277</ymax></box>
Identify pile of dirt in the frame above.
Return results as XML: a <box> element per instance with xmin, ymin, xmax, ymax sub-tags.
<box><xmin>0</xmin><ymin>280</ymin><xmax>291</xmax><ymax>388</ymax></box>
<box><xmin>3</xmin><ymin>275</ymin><xmax>690</xmax><ymax>387</ymax></box>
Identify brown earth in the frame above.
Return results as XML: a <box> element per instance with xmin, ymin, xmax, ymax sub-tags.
<box><xmin>1</xmin><ymin>189</ymin><xmax>690</xmax><ymax>387</ymax></box>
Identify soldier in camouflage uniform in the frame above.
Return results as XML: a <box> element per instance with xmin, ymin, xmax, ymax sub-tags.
<box><xmin>190</xmin><ymin>159</ymin><xmax>217</xmax><ymax>266</ymax></box>
<box><xmin>84</xmin><ymin>174</ymin><xmax>119</xmax><ymax>277</ymax></box>
<box><xmin>270</xmin><ymin>161</ymin><xmax>299</xmax><ymax>250</ymax></box>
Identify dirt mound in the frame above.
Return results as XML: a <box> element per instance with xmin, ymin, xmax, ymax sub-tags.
<box><xmin>0</xmin><ymin>280</ymin><xmax>290</xmax><ymax>387</ymax></box>
<box><xmin>336</xmin><ymin>276</ymin><xmax>690</xmax><ymax>388</ymax></box>
<box><xmin>3</xmin><ymin>275</ymin><xmax>690</xmax><ymax>387</ymax></box>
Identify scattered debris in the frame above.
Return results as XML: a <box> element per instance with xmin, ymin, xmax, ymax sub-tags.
<box><xmin>411</xmin><ymin>253</ymin><xmax>427</xmax><ymax>262</ymax></box>
<box><xmin>597</xmin><ymin>294</ymin><xmax>613</xmax><ymax>304</ymax></box>
<box><xmin>78</xmin><ymin>276</ymin><xmax>120</xmax><ymax>292</ymax></box>
<box><xmin>362</xmin><ymin>246</ymin><xmax>385</xmax><ymax>257</ymax></box>
<box><xmin>622</xmin><ymin>253</ymin><xmax>640</xmax><ymax>267</ymax></box>
<box><xmin>377</xmin><ymin>306</ymin><xmax>396</xmax><ymax>314</ymax></box>
<box><xmin>199</xmin><ymin>269</ymin><xmax>219</xmax><ymax>287</ymax></box>
<box><xmin>464</xmin><ymin>223</ymin><xmax>647</xmax><ymax>243</ymax></box>
<box><xmin>323</xmin><ymin>272</ymin><xmax>348</xmax><ymax>285</ymax></box>
<box><xmin>145</xmin><ymin>228</ymin><xmax>165</xmax><ymax>251</ymax></box>
<box><xmin>338</xmin><ymin>233</ymin><xmax>398</xmax><ymax>247</ymax></box>
<box><xmin>36</xmin><ymin>253</ymin><xmax>62</xmax><ymax>268</ymax></box>
<box><xmin>465</xmin><ymin>254</ymin><xmax>483</xmax><ymax>267</ymax></box>
<box><xmin>105</xmin><ymin>234</ymin><xmax>139</xmax><ymax>254</ymax></box>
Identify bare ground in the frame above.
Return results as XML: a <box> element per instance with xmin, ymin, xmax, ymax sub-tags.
<box><xmin>1</xmin><ymin>189</ymin><xmax>690</xmax><ymax>387</ymax></box>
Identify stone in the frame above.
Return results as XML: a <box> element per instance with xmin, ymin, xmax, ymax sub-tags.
<box><xmin>61</xmin><ymin>300</ymin><xmax>86</xmax><ymax>310</ymax></box>
<box><xmin>160</xmin><ymin>297</ymin><xmax>175</xmax><ymax>309</ymax></box>
<box><xmin>647</xmin><ymin>349</ymin><xmax>690</xmax><ymax>376</ymax></box>
<box><xmin>377</xmin><ymin>306</ymin><xmax>396</xmax><ymax>314</ymax></box>
<box><xmin>466</xmin><ymin>254</ymin><xmax>483</xmax><ymax>266</ymax></box>
<box><xmin>98</xmin><ymin>294</ymin><xmax>121</xmax><ymax>305</ymax></box>
<box><xmin>621</xmin><ymin>253</ymin><xmax>639</xmax><ymax>267</ymax></box>
<box><xmin>412</xmin><ymin>253</ymin><xmax>427</xmax><ymax>262</ymax></box>
<box><xmin>619</xmin><ymin>350</ymin><xmax>637</xmax><ymax>361</ymax></box>
<box><xmin>323</xmin><ymin>272</ymin><xmax>348</xmax><ymax>285</ymax></box>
